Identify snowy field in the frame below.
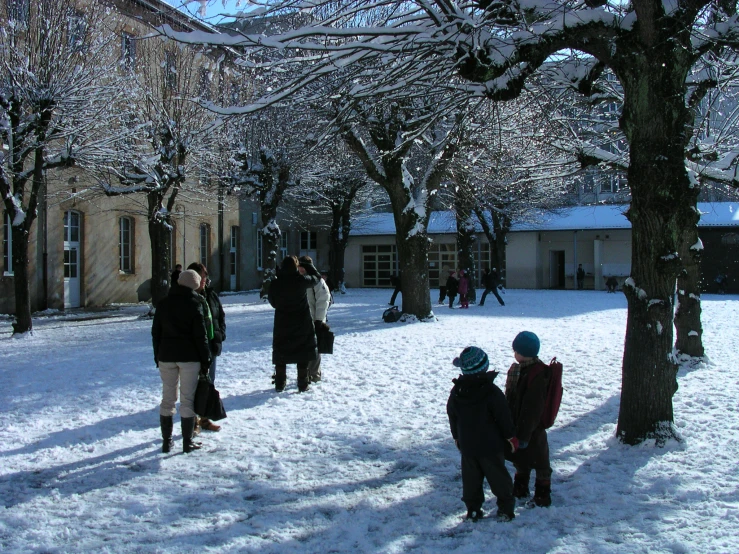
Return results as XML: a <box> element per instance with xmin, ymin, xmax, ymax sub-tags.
<box><xmin>1</xmin><ymin>288</ymin><xmax>738</xmax><ymax>553</ymax></box>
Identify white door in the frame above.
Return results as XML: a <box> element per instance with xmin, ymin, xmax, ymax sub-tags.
<box><xmin>64</xmin><ymin>211</ymin><xmax>81</xmax><ymax>308</ymax></box>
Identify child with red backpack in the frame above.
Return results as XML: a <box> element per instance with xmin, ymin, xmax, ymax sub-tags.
<box><xmin>504</xmin><ymin>331</ymin><xmax>562</xmax><ymax>508</ymax></box>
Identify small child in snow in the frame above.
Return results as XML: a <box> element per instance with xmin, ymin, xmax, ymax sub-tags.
<box><xmin>447</xmin><ymin>346</ymin><xmax>519</xmax><ymax>521</ymax></box>
<box><xmin>505</xmin><ymin>331</ymin><xmax>553</xmax><ymax>507</ymax></box>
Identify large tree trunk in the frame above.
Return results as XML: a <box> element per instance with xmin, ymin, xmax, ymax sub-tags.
<box><xmin>674</xmin><ymin>219</ymin><xmax>704</xmax><ymax>357</ymax></box>
<box><xmin>11</xmin><ymin>223</ymin><xmax>33</xmax><ymax>334</ymax></box>
<box><xmin>395</xmin><ymin>229</ymin><xmax>433</xmax><ymax>318</ymax></box>
<box><xmin>617</xmin><ymin>61</ymin><xmax>692</xmax><ymax>444</ymax></box>
<box><xmin>148</xmin><ymin>193</ymin><xmax>173</xmax><ymax>308</ymax></box>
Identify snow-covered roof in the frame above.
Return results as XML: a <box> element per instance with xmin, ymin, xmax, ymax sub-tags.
<box><xmin>349</xmin><ymin>203</ymin><xmax>739</xmax><ymax>236</ymax></box>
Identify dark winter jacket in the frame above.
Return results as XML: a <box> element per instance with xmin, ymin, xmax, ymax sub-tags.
<box><xmin>202</xmin><ymin>286</ymin><xmax>226</xmax><ymax>356</ymax></box>
<box><xmin>152</xmin><ymin>283</ymin><xmax>211</xmax><ymax>368</ymax></box>
<box><xmin>447</xmin><ymin>371</ymin><xmax>516</xmax><ymax>458</ymax></box>
<box><xmin>268</xmin><ymin>269</ymin><xmax>320</xmax><ymax>365</ymax></box>
<box><xmin>483</xmin><ymin>269</ymin><xmax>499</xmax><ymax>290</ymax></box>
<box><xmin>445</xmin><ymin>274</ymin><xmax>459</xmax><ymax>296</ymax></box>
<box><xmin>505</xmin><ymin>358</ymin><xmax>550</xmax><ymax>466</ymax></box>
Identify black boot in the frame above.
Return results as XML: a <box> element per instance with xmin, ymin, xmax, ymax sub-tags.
<box><xmin>297</xmin><ymin>363</ymin><xmax>310</xmax><ymax>392</ymax></box>
<box><xmin>513</xmin><ymin>473</ymin><xmax>530</xmax><ymax>499</ymax></box>
<box><xmin>160</xmin><ymin>415</ymin><xmax>174</xmax><ymax>453</ymax></box>
<box><xmin>533</xmin><ymin>480</ymin><xmax>551</xmax><ymax>507</ymax></box>
<box><xmin>181</xmin><ymin>417</ymin><xmax>202</xmax><ymax>453</ymax></box>
<box><xmin>274</xmin><ymin>365</ymin><xmax>286</xmax><ymax>392</ymax></box>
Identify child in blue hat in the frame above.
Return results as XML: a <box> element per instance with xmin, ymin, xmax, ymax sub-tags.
<box><xmin>447</xmin><ymin>346</ymin><xmax>519</xmax><ymax>521</ymax></box>
<box><xmin>505</xmin><ymin>331</ymin><xmax>553</xmax><ymax>507</ymax></box>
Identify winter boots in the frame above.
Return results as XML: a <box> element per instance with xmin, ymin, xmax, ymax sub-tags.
<box><xmin>466</xmin><ymin>508</ymin><xmax>484</xmax><ymax>522</ymax></box>
<box><xmin>274</xmin><ymin>365</ymin><xmax>287</xmax><ymax>392</ymax></box>
<box><xmin>532</xmin><ymin>480</ymin><xmax>552</xmax><ymax>507</ymax></box>
<box><xmin>512</xmin><ymin>473</ymin><xmax>530</xmax><ymax>499</ymax></box>
<box><xmin>181</xmin><ymin>417</ymin><xmax>202</xmax><ymax>453</ymax></box>
<box><xmin>160</xmin><ymin>415</ymin><xmax>174</xmax><ymax>453</ymax></box>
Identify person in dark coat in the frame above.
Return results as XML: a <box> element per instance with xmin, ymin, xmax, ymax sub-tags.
<box><xmin>188</xmin><ymin>262</ymin><xmax>226</xmax><ymax>432</ymax></box>
<box><xmin>479</xmin><ymin>267</ymin><xmax>505</xmax><ymax>307</ymax></box>
<box><xmin>152</xmin><ymin>269</ymin><xmax>211</xmax><ymax>454</ymax></box>
<box><xmin>447</xmin><ymin>346</ymin><xmax>519</xmax><ymax>522</ymax></box>
<box><xmin>605</xmin><ymin>276</ymin><xmax>619</xmax><ymax>293</ymax></box>
<box><xmin>504</xmin><ymin>331</ymin><xmax>553</xmax><ymax>507</ymax></box>
<box><xmin>576</xmin><ymin>264</ymin><xmax>585</xmax><ymax>290</ymax></box>
<box><xmin>268</xmin><ymin>255</ymin><xmax>320</xmax><ymax>392</ymax></box>
<box><xmin>389</xmin><ymin>271</ymin><xmax>402</xmax><ymax>306</ymax></box>
<box><xmin>446</xmin><ymin>271</ymin><xmax>459</xmax><ymax>309</ymax></box>
<box><xmin>170</xmin><ymin>264</ymin><xmax>182</xmax><ymax>285</ymax></box>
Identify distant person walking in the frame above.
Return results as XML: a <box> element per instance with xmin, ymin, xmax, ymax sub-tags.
<box><xmin>576</xmin><ymin>264</ymin><xmax>585</xmax><ymax>290</ymax></box>
<box><xmin>446</xmin><ymin>270</ymin><xmax>459</xmax><ymax>309</ymax></box>
<box><xmin>479</xmin><ymin>267</ymin><xmax>505</xmax><ymax>307</ymax></box>
<box><xmin>152</xmin><ymin>269</ymin><xmax>211</xmax><ymax>454</ymax></box>
<box><xmin>458</xmin><ymin>270</ymin><xmax>470</xmax><ymax>309</ymax></box>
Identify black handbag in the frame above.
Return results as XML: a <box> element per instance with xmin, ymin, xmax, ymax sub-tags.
<box><xmin>316</xmin><ymin>326</ymin><xmax>334</xmax><ymax>355</ymax></box>
<box><xmin>194</xmin><ymin>374</ymin><xmax>227</xmax><ymax>421</ymax></box>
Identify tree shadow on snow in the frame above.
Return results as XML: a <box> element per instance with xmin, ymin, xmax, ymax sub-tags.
<box><xmin>0</xmin><ymin>441</ymin><xmax>162</xmax><ymax>509</ymax></box>
<box><xmin>1</xmin><ymin>407</ymin><xmax>161</xmax><ymax>457</ymax></box>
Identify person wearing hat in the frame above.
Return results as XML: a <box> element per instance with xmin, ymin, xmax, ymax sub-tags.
<box><xmin>298</xmin><ymin>256</ymin><xmax>332</xmax><ymax>383</ymax></box>
<box><xmin>447</xmin><ymin>346</ymin><xmax>519</xmax><ymax>522</ymax></box>
<box><xmin>152</xmin><ymin>269</ymin><xmax>212</xmax><ymax>454</ymax></box>
<box><xmin>504</xmin><ymin>331</ymin><xmax>553</xmax><ymax>507</ymax></box>
<box><xmin>445</xmin><ymin>270</ymin><xmax>459</xmax><ymax>309</ymax></box>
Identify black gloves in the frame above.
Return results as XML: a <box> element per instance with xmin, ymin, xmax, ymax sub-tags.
<box><xmin>314</xmin><ymin>320</ymin><xmax>329</xmax><ymax>332</ymax></box>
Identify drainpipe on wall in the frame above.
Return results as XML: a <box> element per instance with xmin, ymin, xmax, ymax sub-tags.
<box><xmin>573</xmin><ymin>230</ymin><xmax>578</xmax><ymax>290</ymax></box>
<box><xmin>217</xmin><ymin>185</ymin><xmax>225</xmax><ymax>291</ymax></box>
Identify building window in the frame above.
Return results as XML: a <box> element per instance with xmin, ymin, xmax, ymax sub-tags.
<box><xmin>121</xmin><ymin>33</ymin><xmax>136</xmax><ymax>70</ymax></box>
<box><xmin>64</xmin><ymin>210</ymin><xmax>80</xmax><ymax>243</ymax></box>
<box><xmin>6</xmin><ymin>0</ymin><xmax>29</xmax><ymax>23</ymax></box>
<box><xmin>427</xmin><ymin>242</ymin><xmax>457</xmax><ymax>288</ymax></box>
<box><xmin>119</xmin><ymin>217</ymin><xmax>133</xmax><ymax>273</ymax></box>
<box><xmin>300</xmin><ymin>231</ymin><xmax>317</xmax><ymax>250</ymax></box>
<box><xmin>230</xmin><ymin>226</ymin><xmax>238</xmax><ymax>287</ymax></box>
<box><xmin>3</xmin><ymin>213</ymin><xmax>13</xmax><ymax>276</ymax></box>
<box><xmin>257</xmin><ymin>230</ymin><xmax>263</xmax><ymax>270</ymax></box>
<box><xmin>362</xmin><ymin>244</ymin><xmax>397</xmax><ymax>287</ymax></box>
<box><xmin>280</xmin><ymin>231</ymin><xmax>288</xmax><ymax>261</ymax></box>
<box><xmin>199</xmin><ymin>223</ymin><xmax>210</xmax><ymax>267</ymax></box>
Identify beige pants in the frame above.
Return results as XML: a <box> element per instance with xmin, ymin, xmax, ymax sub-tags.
<box><xmin>159</xmin><ymin>361</ymin><xmax>200</xmax><ymax>418</ymax></box>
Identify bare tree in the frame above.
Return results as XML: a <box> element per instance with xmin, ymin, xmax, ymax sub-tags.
<box><xmin>93</xmin><ymin>37</ymin><xmax>228</xmax><ymax>308</ymax></box>
<box><xmin>0</xmin><ymin>0</ymin><xmax>128</xmax><ymax>334</ymax></box>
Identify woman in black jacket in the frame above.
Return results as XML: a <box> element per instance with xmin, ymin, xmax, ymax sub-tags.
<box><xmin>187</xmin><ymin>263</ymin><xmax>226</xmax><ymax>432</ymax></box>
<box><xmin>268</xmin><ymin>255</ymin><xmax>319</xmax><ymax>392</ymax></box>
<box><xmin>152</xmin><ymin>269</ymin><xmax>211</xmax><ymax>453</ymax></box>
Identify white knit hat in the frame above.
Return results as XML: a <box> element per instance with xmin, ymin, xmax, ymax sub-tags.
<box><xmin>177</xmin><ymin>269</ymin><xmax>201</xmax><ymax>290</ymax></box>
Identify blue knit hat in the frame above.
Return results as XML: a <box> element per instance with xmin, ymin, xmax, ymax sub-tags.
<box><xmin>512</xmin><ymin>331</ymin><xmax>540</xmax><ymax>358</ymax></box>
<box><xmin>453</xmin><ymin>346</ymin><xmax>490</xmax><ymax>375</ymax></box>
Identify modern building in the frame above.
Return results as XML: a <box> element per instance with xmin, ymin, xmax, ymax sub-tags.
<box><xmin>345</xmin><ymin>203</ymin><xmax>739</xmax><ymax>293</ymax></box>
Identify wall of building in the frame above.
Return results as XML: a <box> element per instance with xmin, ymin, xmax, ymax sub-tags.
<box><xmin>506</xmin><ymin>232</ymin><xmax>540</xmax><ymax>289</ymax></box>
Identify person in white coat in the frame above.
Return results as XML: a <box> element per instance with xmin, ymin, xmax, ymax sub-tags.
<box><xmin>299</xmin><ymin>256</ymin><xmax>332</xmax><ymax>383</ymax></box>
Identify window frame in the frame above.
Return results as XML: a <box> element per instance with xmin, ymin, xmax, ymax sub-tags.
<box><xmin>300</xmin><ymin>231</ymin><xmax>317</xmax><ymax>250</ymax></box>
<box><xmin>3</xmin><ymin>213</ymin><xmax>13</xmax><ymax>276</ymax></box>
<box><xmin>119</xmin><ymin>216</ymin><xmax>134</xmax><ymax>274</ymax></box>
<box><xmin>199</xmin><ymin>223</ymin><xmax>210</xmax><ymax>267</ymax></box>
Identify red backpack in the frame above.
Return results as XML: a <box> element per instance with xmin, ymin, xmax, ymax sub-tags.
<box><xmin>527</xmin><ymin>357</ymin><xmax>563</xmax><ymax>429</ymax></box>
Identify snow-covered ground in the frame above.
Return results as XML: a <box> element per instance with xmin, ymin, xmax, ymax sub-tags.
<box><xmin>1</xmin><ymin>289</ymin><xmax>737</xmax><ymax>553</ymax></box>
